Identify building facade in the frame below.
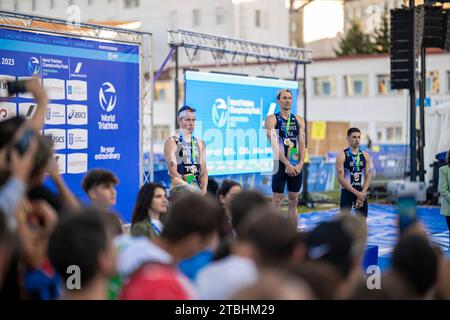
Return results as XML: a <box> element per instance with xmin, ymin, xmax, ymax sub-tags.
<box><xmin>0</xmin><ymin>0</ymin><xmax>289</xmax><ymax>67</ymax></box>
<box><xmin>153</xmin><ymin>51</ymin><xmax>450</xmax><ymax>154</ymax></box>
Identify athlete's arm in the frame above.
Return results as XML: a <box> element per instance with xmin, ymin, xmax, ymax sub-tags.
<box><xmin>26</xmin><ymin>78</ymin><xmax>49</xmax><ymax>132</ymax></box>
<box><xmin>336</xmin><ymin>151</ymin><xmax>362</xmax><ymax>198</ymax></box>
<box><xmin>163</xmin><ymin>137</ymin><xmax>187</xmax><ymax>185</ymax></box>
<box><xmin>265</xmin><ymin>115</ymin><xmax>291</xmax><ymax>167</ymax></box>
<box><xmin>360</xmin><ymin>151</ymin><xmax>372</xmax><ymax>200</ymax></box>
<box><xmin>199</xmin><ymin>140</ymin><xmax>208</xmax><ymax>195</ymax></box>
<box><xmin>295</xmin><ymin>115</ymin><xmax>306</xmax><ymax>175</ymax></box>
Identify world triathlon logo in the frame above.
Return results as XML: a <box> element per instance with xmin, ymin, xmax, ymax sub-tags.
<box><xmin>99</xmin><ymin>82</ymin><xmax>117</xmax><ymax>112</ymax></box>
<box><xmin>28</xmin><ymin>57</ymin><xmax>40</xmax><ymax>75</ymax></box>
<box><xmin>211</xmin><ymin>98</ymin><xmax>229</xmax><ymax>128</ymax></box>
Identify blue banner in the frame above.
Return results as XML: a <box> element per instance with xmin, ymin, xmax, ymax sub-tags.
<box><xmin>0</xmin><ymin>28</ymin><xmax>140</xmax><ymax>222</ymax></box>
<box><xmin>185</xmin><ymin>71</ymin><xmax>299</xmax><ymax>176</ymax></box>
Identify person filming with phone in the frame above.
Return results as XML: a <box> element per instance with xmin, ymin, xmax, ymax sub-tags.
<box><xmin>0</xmin><ymin>78</ymin><xmax>48</xmax><ymax>227</ymax></box>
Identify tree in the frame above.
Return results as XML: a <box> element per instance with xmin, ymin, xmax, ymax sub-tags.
<box><xmin>335</xmin><ymin>19</ymin><xmax>375</xmax><ymax>56</ymax></box>
<box><xmin>372</xmin><ymin>4</ymin><xmax>390</xmax><ymax>54</ymax></box>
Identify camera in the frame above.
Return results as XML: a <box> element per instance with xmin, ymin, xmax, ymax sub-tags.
<box><xmin>0</xmin><ymin>79</ymin><xmax>28</xmax><ymax>98</ymax></box>
<box><xmin>14</xmin><ymin>128</ymin><xmax>35</xmax><ymax>155</ymax></box>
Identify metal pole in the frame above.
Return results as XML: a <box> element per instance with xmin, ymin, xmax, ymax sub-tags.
<box><xmin>302</xmin><ymin>63</ymin><xmax>310</xmax><ymax>206</ymax></box>
<box><xmin>148</xmin><ymin>35</ymin><xmax>155</xmax><ymax>183</ymax></box>
<box><xmin>409</xmin><ymin>0</ymin><xmax>417</xmax><ymax>182</ymax></box>
<box><xmin>174</xmin><ymin>46</ymin><xmax>179</xmax><ymax>130</ymax></box>
<box><xmin>418</xmin><ymin>46</ymin><xmax>426</xmax><ymax>182</ymax></box>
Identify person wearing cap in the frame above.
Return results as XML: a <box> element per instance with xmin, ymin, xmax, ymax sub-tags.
<box><xmin>265</xmin><ymin>89</ymin><xmax>305</xmax><ymax>227</ymax></box>
<box><xmin>305</xmin><ymin>219</ymin><xmax>365</xmax><ymax>298</ymax></box>
<box><xmin>164</xmin><ymin>105</ymin><xmax>208</xmax><ymax>195</ymax></box>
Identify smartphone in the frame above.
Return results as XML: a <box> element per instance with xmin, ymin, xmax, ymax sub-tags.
<box><xmin>8</xmin><ymin>79</ymin><xmax>27</xmax><ymax>95</ymax></box>
<box><xmin>397</xmin><ymin>195</ymin><xmax>417</xmax><ymax>233</ymax></box>
<box><xmin>14</xmin><ymin>128</ymin><xmax>35</xmax><ymax>155</ymax></box>
<box><xmin>0</xmin><ymin>80</ymin><xmax>9</xmax><ymax>98</ymax></box>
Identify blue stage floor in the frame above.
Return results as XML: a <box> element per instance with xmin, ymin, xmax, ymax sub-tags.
<box><xmin>298</xmin><ymin>204</ymin><xmax>450</xmax><ymax>271</ymax></box>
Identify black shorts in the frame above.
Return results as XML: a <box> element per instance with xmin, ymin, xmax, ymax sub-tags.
<box><xmin>272</xmin><ymin>162</ymin><xmax>303</xmax><ymax>193</ymax></box>
<box><xmin>340</xmin><ymin>189</ymin><xmax>368</xmax><ymax>217</ymax></box>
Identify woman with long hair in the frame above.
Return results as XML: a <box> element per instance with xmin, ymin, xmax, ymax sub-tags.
<box><xmin>438</xmin><ymin>148</ymin><xmax>450</xmax><ymax>245</ymax></box>
<box><xmin>130</xmin><ymin>183</ymin><xmax>168</xmax><ymax>240</ymax></box>
<box><xmin>217</xmin><ymin>180</ymin><xmax>242</xmax><ymax>221</ymax></box>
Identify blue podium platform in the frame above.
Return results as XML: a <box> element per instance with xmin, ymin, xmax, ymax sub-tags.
<box><xmin>298</xmin><ymin>204</ymin><xmax>449</xmax><ymax>272</ymax></box>
<box><xmin>362</xmin><ymin>245</ymin><xmax>378</xmax><ymax>270</ymax></box>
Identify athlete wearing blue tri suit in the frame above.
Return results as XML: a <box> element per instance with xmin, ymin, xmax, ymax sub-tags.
<box><xmin>265</xmin><ymin>89</ymin><xmax>305</xmax><ymax>226</ymax></box>
<box><xmin>336</xmin><ymin>127</ymin><xmax>372</xmax><ymax>217</ymax></box>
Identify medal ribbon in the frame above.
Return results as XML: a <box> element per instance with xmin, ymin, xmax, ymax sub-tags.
<box><xmin>279</xmin><ymin>113</ymin><xmax>292</xmax><ymax>138</ymax></box>
<box><xmin>347</xmin><ymin>147</ymin><xmax>361</xmax><ymax>172</ymax></box>
<box><xmin>179</xmin><ymin>129</ymin><xmax>196</xmax><ymax>164</ymax></box>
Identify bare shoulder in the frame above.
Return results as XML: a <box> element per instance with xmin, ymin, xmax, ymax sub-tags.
<box><xmin>362</xmin><ymin>150</ymin><xmax>371</xmax><ymax>160</ymax></box>
<box><xmin>336</xmin><ymin>151</ymin><xmax>346</xmax><ymax>163</ymax></box>
<box><xmin>265</xmin><ymin>114</ymin><xmax>276</xmax><ymax>127</ymax></box>
<box><xmin>295</xmin><ymin>114</ymin><xmax>305</xmax><ymax>126</ymax></box>
<box><xmin>164</xmin><ymin>136</ymin><xmax>176</xmax><ymax>146</ymax></box>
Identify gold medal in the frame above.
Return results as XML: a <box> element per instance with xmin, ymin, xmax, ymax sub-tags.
<box><xmin>284</xmin><ymin>138</ymin><xmax>290</xmax><ymax>146</ymax></box>
<box><xmin>289</xmin><ymin>141</ymin><xmax>294</xmax><ymax>148</ymax></box>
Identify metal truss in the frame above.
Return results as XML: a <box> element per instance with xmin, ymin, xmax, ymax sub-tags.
<box><xmin>0</xmin><ymin>10</ymin><xmax>150</xmax><ymax>44</ymax></box>
<box><xmin>168</xmin><ymin>29</ymin><xmax>312</xmax><ymax>64</ymax></box>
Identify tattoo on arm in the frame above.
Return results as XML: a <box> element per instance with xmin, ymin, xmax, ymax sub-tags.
<box><xmin>169</xmin><ymin>161</ymin><xmax>175</xmax><ymax>167</ymax></box>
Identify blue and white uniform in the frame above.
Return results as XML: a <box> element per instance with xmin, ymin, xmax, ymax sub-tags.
<box><xmin>340</xmin><ymin>147</ymin><xmax>368</xmax><ymax>217</ymax></box>
<box><xmin>272</xmin><ymin>112</ymin><xmax>302</xmax><ymax>193</ymax></box>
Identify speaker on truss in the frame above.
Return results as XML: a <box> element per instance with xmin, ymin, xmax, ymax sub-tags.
<box><xmin>422</xmin><ymin>6</ymin><xmax>445</xmax><ymax>48</ymax></box>
<box><xmin>444</xmin><ymin>10</ymin><xmax>450</xmax><ymax>50</ymax></box>
<box><xmin>390</xmin><ymin>8</ymin><xmax>422</xmax><ymax>90</ymax></box>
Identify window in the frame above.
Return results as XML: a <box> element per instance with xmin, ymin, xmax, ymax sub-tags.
<box><xmin>344</xmin><ymin>75</ymin><xmax>369</xmax><ymax>96</ymax></box>
<box><xmin>447</xmin><ymin>71</ymin><xmax>450</xmax><ymax>93</ymax></box>
<box><xmin>154</xmin><ymin>125</ymin><xmax>170</xmax><ymax>143</ymax></box>
<box><xmin>386</xmin><ymin>126</ymin><xmax>402</xmax><ymax>142</ymax></box>
<box><xmin>377</xmin><ymin>75</ymin><xmax>393</xmax><ymax>95</ymax></box>
<box><xmin>376</xmin><ymin>124</ymin><xmax>403</xmax><ymax>143</ymax></box>
<box><xmin>154</xmin><ymin>81</ymin><xmax>171</xmax><ymax>101</ymax></box>
<box><xmin>313</xmin><ymin>76</ymin><xmax>336</xmax><ymax>97</ymax></box>
<box><xmin>193</xmin><ymin>9</ymin><xmax>201</xmax><ymax>27</ymax></box>
<box><xmin>426</xmin><ymin>70</ymin><xmax>439</xmax><ymax>94</ymax></box>
<box><xmin>124</xmin><ymin>0</ymin><xmax>139</xmax><ymax>9</ymax></box>
<box><xmin>255</xmin><ymin>10</ymin><xmax>261</xmax><ymax>27</ymax></box>
<box><xmin>216</xmin><ymin>7</ymin><xmax>225</xmax><ymax>25</ymax></box>
<box><xmin>291</xmin><ymin>21</ymin><xmax>297</xmax><ymax>32</ymax></box>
